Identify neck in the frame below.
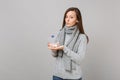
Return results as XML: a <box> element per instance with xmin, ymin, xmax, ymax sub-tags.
<box><xmin>65</xmin><ymin>25</ymin><xmax>77</xmax><ymax>34</ymax></box>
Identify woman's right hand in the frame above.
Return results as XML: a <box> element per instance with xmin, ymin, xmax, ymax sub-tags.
<box><xmin>48</xmin><ymin>42</ymin><xmax>64</xmax><ymax>51</ymax></box>
<box><xmin>48</xmin><ymin>42</ymin><xmax>59</xmax><ymax>52</ymax></box>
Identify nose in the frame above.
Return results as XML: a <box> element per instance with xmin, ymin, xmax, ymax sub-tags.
<box><xmin>66</xmin><ymin>18</ymin><xmax>69</xmax><ymax>22</ymax></box>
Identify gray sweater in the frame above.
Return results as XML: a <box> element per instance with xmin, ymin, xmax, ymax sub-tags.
<box><xmin>52</xmin><ymin>33</ymin><xmax>87</xmax><ymax>79</ymax></box>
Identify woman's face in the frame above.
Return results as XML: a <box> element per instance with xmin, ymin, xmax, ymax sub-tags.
<box><xmin>65</xmin><ymin>11</ymin><xmax>78</xmax><ymax>27</ymax></box>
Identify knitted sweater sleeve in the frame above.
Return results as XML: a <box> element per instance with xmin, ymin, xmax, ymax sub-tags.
<box><xmin>63</xmin><ymin>34</ymin><xmax>87</xmax><ymax>65</ymax></box>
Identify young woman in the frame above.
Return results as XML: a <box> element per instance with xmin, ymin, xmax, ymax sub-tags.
<box><xmin>48</xmin><ymin>7</ymin><xmax>89</xmax><ymax>80</ymax></box>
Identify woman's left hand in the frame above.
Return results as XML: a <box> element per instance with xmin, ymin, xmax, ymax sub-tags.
<box><xmin>54</xmin><ymin>45</ymin><xmax>64</xmax><ymax>50</ymax></box>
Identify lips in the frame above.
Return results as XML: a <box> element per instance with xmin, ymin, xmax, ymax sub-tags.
<box><xmin>66</xmin><ymin>23</ymin><xmax>70</xmax><ymax>25</ymax></box>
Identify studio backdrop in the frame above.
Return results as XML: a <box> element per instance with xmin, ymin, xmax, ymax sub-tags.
<box><xmin>0</xmin><ymin>0</ymin><xmax>120</xmax><ymax>80</ymax></box>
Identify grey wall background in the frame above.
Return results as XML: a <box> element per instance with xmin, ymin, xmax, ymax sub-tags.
<box><xmin>0</xmin><ymin>0</ymin><xmax>120</xmax><ymax>80</ymax></box>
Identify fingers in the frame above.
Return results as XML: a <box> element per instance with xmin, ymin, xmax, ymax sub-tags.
<box><xmin>48</xmin><ymin>42</ymin><xmax>51</xmax><ymax>47</ymax></box>
<box><xmin>47</xmin><ymin>42</ymin><xmax>63</xmax><ymax>50</ymax></box>
<box><xmin>48</xmin><ymin>44</ymin><xmax>58</xmax><ymax>50</ymax></box>
<box><xmin>48</xmin><ymin>46</ymin><xmax>55</xmax><ymax>50</ymax></box>
<box><xmin>57</xmin><ymin>45</ymin><xmax>64</xmax><ymax>50</ymax></box>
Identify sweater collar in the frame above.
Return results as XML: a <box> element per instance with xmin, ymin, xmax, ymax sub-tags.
<box><xmin>65</xmin><ymin>25</ymin><xmax>77</xmax><ymax>34</ymax></box>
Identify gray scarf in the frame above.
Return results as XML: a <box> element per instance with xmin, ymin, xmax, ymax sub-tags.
<box><xmin>56</xmin><ymin>25</ymin><xmax>82</xmax><ymax>72</ymax></box>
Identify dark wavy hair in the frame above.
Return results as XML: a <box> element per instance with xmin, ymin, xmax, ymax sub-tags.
<box><xmin>62</xmin><ymin>7</ymin><xmax>89</xmax><ymax>43</ymax></box>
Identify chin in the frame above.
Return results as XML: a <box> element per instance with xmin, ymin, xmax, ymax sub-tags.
<box><xmin>66</xmin><ymin>25</ymin><xmax>74</xmax><ymax>27</ymax></box>
<box><xmin>66</xmin><ymin>24</ymin><xmax>76</xmax><ymax>27</ymax></box>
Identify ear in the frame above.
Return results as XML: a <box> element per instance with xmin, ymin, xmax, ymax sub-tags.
<box><xmin>76</xmin><ymin>20</ymin><xmax>79</xmax><ymax>23</ymax></box>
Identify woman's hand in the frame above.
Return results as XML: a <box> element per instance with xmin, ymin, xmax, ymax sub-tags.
<box><xmin>48</xmin><ymin>42</ymin><xmax>64</xmax><ymax>51</ymax></box>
